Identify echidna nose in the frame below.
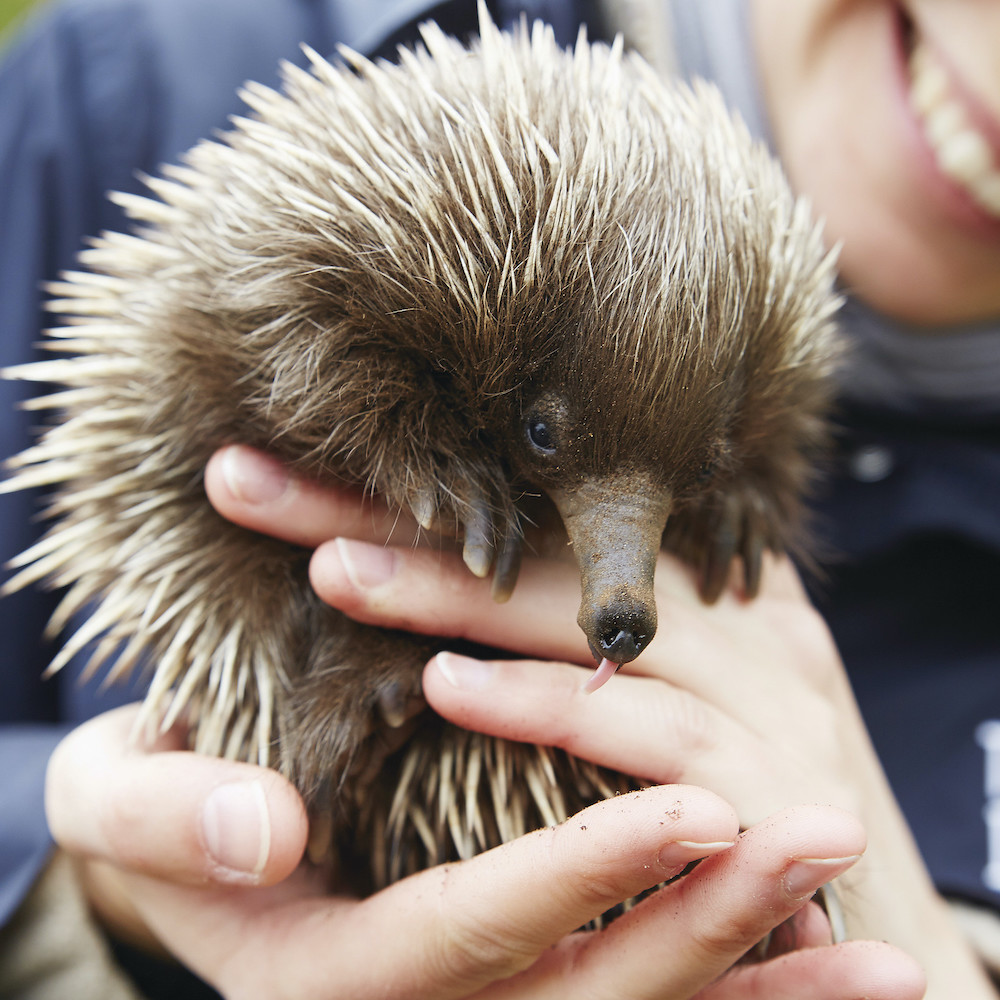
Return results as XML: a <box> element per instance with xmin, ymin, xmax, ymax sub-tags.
<box><xmin>597</xmin><ymin>624</ymin><xmax>649</xmax><ymax>663</ymax></box>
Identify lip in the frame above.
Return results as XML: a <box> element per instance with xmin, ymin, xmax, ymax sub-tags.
<box><xmin>890</xmin><ymin>3</ymin><xmax>1000</xmax><ymax>239</ymax></box>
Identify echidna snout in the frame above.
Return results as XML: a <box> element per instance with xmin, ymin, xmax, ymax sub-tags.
<box><xmin>549</xmin><ymin>473</ymin><xmax>672</xmax><ymax>682</ymax></box>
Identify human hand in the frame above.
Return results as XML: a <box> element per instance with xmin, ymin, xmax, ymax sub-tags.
<box><xmin>201</xmin><ymin>437</ymin><xmax>975</xmax><ymax>1000</ymax></box>
<box><xmin>205</xmin><ymin>444</ymin><xmax>931</xmax><ymax>996</ymax></box>
<box><xmin>45</xmin><ymin>701</ymin><xmax>922</xmax><ymax>1000</ymax></box>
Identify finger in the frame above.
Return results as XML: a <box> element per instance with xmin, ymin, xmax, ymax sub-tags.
<box><xmin>45</xmin><ymin>704</ymin><xmax>307</xmax><ymax>886</ymax></box>
<box><xmin>423</xmin><ymin>652</ymin><xmax>740</xmax><ymax>787</ymax></box>
<box><xmin>310</xmin><ymin>536</ymin><xmax>589</xmax><ymax>663</ymax></box>
<box><xmin>488</xmin><ymin>805</ymin><xmax>869</xmax><ymax>1000</ymax></box>
<box><xmin>697</xmin><ymin>940</ymin><xmax>926</xmax><ymax>1000</ymax></box>
<box><xmin>424</xmin><ymin>653</ymin><xmax>849</xmax><ymax>822</ymax></box>
<box><xmin>310</xmin><ymin>535</ymin><xmax>589</xmax><ymax>662</ymax></box>
<box><xmin>129</xmin><ymin>785</ymin><xmax>740</xmax><ymax>1000</ymax></box>
<box><xmin>205</xmin><ymin>444</ymin><xmax>422</xmax><ymax>548</ymax></box>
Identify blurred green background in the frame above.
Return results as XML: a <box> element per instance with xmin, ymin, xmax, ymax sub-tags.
<box><xmin>0</xmin><ymin>0</ymin><xmax>46</xmax><ymax>41</ymax></box>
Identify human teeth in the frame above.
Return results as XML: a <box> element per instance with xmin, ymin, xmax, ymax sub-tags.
<box><xmin>973</xmin><ymin>174</ymin><xmax>1000</xmax><ymax>215</ymax></box>
<box><xmin>923</xmin><ymin>101</ymin><xmax>965</xmax><ymax>147</ymax></box>
<box><xmin>937</xmin><ymin>130</ymin><xmax>993</xmax><ymax>185</ymax></box>
<box><xmin>909</xmin><ymin>55</ymin><xmax>948</xmax><ymax>115</ymax></box>
<box><xmin>908</xmin><ymin>38</ymin><xmax>1000</xmax><ymax>219</ymax></box>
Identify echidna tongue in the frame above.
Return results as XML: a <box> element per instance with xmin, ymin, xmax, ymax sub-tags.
<box><xmin>581</xmin><ymin>657</ymin><xmax>619</xmax><ymax>693</ymax></box>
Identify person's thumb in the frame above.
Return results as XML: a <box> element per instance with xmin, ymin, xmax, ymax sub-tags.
<box><xmin>45</xmin><ymin>704</ymin><xmax>307</xmax><ymax>886</ymax></box>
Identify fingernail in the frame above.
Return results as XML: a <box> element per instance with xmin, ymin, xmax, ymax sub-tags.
<box><xmin>657</xmin><ymin>839</ymin><xmax>735</xmax><ymax>868</ymax></box>
<box><xmin>202</xmin><ymin>780</ymin><xmax>271</xmax><ymax>881</ymax></box>
<box><xmin>434</xmin><ymin>652</ymin><xmax>496</xmax><ymax>691</ymax></box>
<box><xmin>334</xmin><ymin>537</ymin><xmax>397</xmax><ymax>588</ymax></box>
<box><xmin>783</xmin><ymin>855</ymin><xmax>861</xmax><ymax>901</ymax></box>
<box><xmin>221</xmin><ymin>446</ymin><xmax>289</xmax><ymax>504</ymax></box>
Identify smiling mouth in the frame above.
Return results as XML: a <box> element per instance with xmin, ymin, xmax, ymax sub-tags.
<box><xmin>903</xmin><ymin>15</ymin><xmax>1000</xmax><ymax>219</ymax></box>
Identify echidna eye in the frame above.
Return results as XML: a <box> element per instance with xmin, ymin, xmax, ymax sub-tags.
<box><xmin>696</xmin><ymin>459</ymin><xmax>718</xmax><ymax>484</ymax></box>
<box><xmin>526</xmin><ymin>418</ymin><xmax>557</xmax><ymax>455</ymax></box>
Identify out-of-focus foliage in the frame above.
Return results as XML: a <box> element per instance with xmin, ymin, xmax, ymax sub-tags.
<box><xmin>0</xmin><ymin>0</ymin><xmax>47</xmax><ymax>43</ymax></box>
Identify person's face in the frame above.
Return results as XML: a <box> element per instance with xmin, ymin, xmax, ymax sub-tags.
<box><xmin>751</xmin><ymin>0</ymin><xmax>1000</xmax><ymax>327</ymax></box>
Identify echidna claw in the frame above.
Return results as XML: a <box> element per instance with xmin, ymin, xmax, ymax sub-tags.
<box><xmin>306</xmin><ymin>807</ymin><xmax>335</xmax><ymax>866</ymax></box>
<box><xmin>461</xmin><ymin>495</ymin><xmax>494</xmax><ymax>579</ymax></box>
<box><xmin>490</xmin><ymin>526</ymin><xmax>522</xmax><ymax>603</ymax></box>
<box><xmin>410</xmin><ymin>489</ymin><xmax>436</xmax><ymax>532</ymax></box>
<box><xmin>377</xmin><ymin>681</ymin><xmax>412</xmax><ymax>729</ymax></box>
<box><xmin>741</xmin><ymin>526</ymin><xmax>764</xmax><ymax>598</ymax></box>
<box><xmin>699</xmin><ymin>497</ymin><xmax>739</xmax><ymax>604</ymax></box>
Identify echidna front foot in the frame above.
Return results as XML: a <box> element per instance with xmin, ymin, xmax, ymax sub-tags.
<box><xmin>408</xmin><ymin>482</ymin><xmax>522</xmax><ymax>602</ymax></box>
<box><xmin>666</xmin><ymin>485</ymin><xmax>779</xmax><ymax>603</ymax></box>
<box><xmin>277</xmin><ymin>606</ymin><xmax>434</xmax><ymax>818</ymax></box>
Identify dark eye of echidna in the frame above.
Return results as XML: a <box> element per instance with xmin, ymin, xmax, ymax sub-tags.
<box><xmin>696</xmin><ymin>459</ymin><xmax>718</xmax><ymax>484</ymax></box>
<box><xmin>526</xmin><ymin>417</ymin><xmax>557</xmax><ymax>455</ymax></box>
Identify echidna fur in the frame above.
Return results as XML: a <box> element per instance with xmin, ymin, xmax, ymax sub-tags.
<box><xmin>2</xmin><ymin>8</ymin><xmax>842</xmax><ymax>895</ymax></box>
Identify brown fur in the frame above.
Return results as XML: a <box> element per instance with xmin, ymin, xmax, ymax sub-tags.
<box><xmin>3</xmin><ymin>9</ymin><xmax>840</xmax><ymax>891</ymax></box>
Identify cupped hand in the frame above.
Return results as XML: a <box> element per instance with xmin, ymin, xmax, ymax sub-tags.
<box><xmin>45</xmin><ymin>702</ymin><xmax>922</xmax><ymax>1000</ymax></box>
<box><xmin>202</xmin><ymin>445</ymin><xmax>938</xmax><ymax>996</ymax></box>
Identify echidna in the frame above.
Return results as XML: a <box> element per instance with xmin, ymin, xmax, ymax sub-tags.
<box><xmin>3</xmin><ymin>9</ymin><xmax>840</xmax><ymax>892</ymax></box>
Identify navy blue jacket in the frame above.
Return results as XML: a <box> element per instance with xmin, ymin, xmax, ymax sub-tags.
<box><xmin>2</xmin><ymin>0</ymin><xmax>999</xmax><ymax>993</ymax></box>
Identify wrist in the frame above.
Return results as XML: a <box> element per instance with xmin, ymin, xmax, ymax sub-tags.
<box><xmin>847</xmin><ymin>755</ymin><xmax>997</xmax><ymax>997</ymax></box>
